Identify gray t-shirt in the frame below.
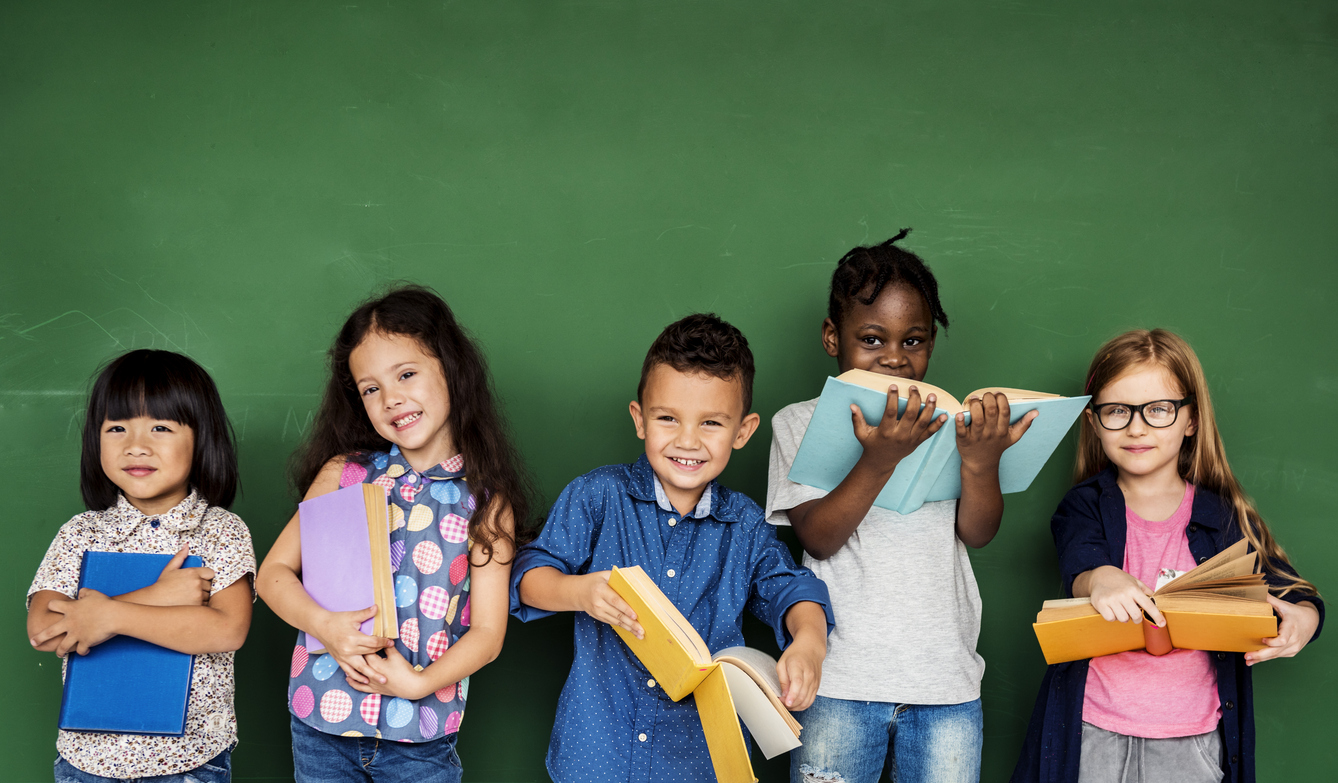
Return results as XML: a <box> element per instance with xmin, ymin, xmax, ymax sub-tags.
<box><xmin>765</xmin><ymin>398</ymin><xmax>984</xmax><ymax>705</ymax></box>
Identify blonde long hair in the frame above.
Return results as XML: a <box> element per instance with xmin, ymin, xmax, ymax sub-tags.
<box><xmin>1076</xmin><ymin>329</ymin><xmax>1318</xmax><ymax>598</ymax></box>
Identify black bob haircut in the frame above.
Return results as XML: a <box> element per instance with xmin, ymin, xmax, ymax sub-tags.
<box><xmin>638</xmin><ymin>313</ymin><xmax>755</xmax><ymax>413</ymax></box>
<box><xmin>80</xmin><ymin>349</ymin><xmax>239</xmax><ymax>511</ymax></box>
<box><xmin>828</xmin><ymin>228</ymin><xmax>950</xmax><ymax>332</ymax></box>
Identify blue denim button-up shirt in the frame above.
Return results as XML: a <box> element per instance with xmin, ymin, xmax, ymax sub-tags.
<box><xmin>1012</xmin><ymin>467</ymin><xmax>1324</xmax><ymax>783</ymax></box>
<box><xmin>510</xmin><ymin>455</ymin><xmax>834</xmax><ymax>783</ymax></box>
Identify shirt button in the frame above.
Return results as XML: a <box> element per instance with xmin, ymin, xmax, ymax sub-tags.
<box><xmin>647</xmin><ymin>679</ymin><xmax>656</xmax><ymax>688</ymax></box>
<box><xmin>1198</xmin><ymin>556</ymin><xmax>1208</xmax><ymax>564</ymax></box>
<box><xmin>1230</xmin><ymin>755</ymin><xmax>1239</xmax><ymax>765</ymax></box>
<box><xmin>638</xmin><ymin>733</ymin><xmax>647</xmax><ymax>742</ymax></box>
<box><xmin>149</xmin><ymin>519</ymin><xmax>160</xmax><ymax>529</ymax></box>
<box><xmin>1188</xmin><ymin>524</ymin><xmax>1198</xmax><ymax>533</ymax></box>
<box><xmin>405</xmin><ymin>473</ymin><xmax>417</xmax><ymax>484</ymax></box>
<box><xmin>668</xmin><ymin>518</ymin><xmax>677</xmax><ymax>527</ymax></box>
<box><xmin>1217</xmin><ymin>652</ymin><xmax>1226</xmax><ymax>660</ymax></box>
<box><xmin>666</xmin><ymin>569</ymin><xmax>676</xmax><ymax>578</ymax></box>
<box><xmin>1224</xmin><ymin>701</ymin><xmax>1235</xmax><ymax>710</ymax></box>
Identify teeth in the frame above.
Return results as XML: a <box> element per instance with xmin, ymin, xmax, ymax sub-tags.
<box><xmin>672</xmin><ymin>458</ymin><xmax>703</xmax><ymax>466</ymax></box>
<box><xmin>394</xmin><ymin>412</ymin><xmax>422</xmax><ymax>427</ymax></box>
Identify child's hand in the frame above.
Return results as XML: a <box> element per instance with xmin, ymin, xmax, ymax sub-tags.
<box><xmin>576</xmin><ymin>571</ymin><xmax>643</xmax><ymax>639</ymax></box>
<box><xmin>31</xmin><ymin>589</ymin><xmax>119</xmax><ymax>657</ymax></box>
<box><xmin>851</xmin><ymin>385</ymin><xmax>949</xmax><ymax>471</ymax></box>
<box><xmin>776</xmin><ymin>636</ymin><xmax>824</xmax><ymax>711</ymax></box>
<box><xmin>346</xmin><ymin>647</ymin><xmax>429</xmax><ymax>700</ymax></box>
<box><xmin>1245</xmin><ymin>596</ymin><xmax>1319</xmax><ymax>666</ymax></box>
<box><xmin>134</xmin><ymin>545</ymin><xmax>215</xmax><ymax>607</ymax></box>
<box><xmin>314</xmin><ymin>605</ymin><xmax>393</xmax><ymax>685</ymax></box>
<box><xmin>1087</xmin><ymin>566</ymin><xmax>1165</xmax><ymax>626</ymax></box>
<box><xmin>955</xmin><ymin>393</ymin><xmax>1038</xmax><ymax>472</ymax></box>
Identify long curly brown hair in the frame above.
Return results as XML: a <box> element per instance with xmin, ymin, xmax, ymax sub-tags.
<box><xmin>1076</xmin><ymin>329</ymin><xmax>1317</xmax><ymax>598</ymax></box>
<box><xmin>291</xmin><ymin>284</ymin><xmax>536</xmax><ymax>561</ymax></box>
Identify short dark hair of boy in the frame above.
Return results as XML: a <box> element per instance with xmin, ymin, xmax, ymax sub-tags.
<box><xmin>637</xmin><ymin>313</ymin><xmax>755</xmax><ymax>413</ymax></box>
<box><xmin>828</xmin><ymin>228</ymin><xmax>950</xmax><ymax>331</ymax></box>
<box><xmin>80</xmin><ymin>349</ymin><xmax>240</xmax><ymax>511</ymax></box>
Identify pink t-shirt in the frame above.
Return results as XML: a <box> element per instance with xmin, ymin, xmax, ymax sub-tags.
<box><xmin>1082</xmin><ymin>482</ymin><xmax>1221</xmax><ymax>738</ymax></box>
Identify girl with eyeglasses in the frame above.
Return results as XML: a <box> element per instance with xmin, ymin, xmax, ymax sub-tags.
<box><xmin>1012</xmin><ymin>329</ymin><xmax>1323</xmax><ymax>783</ymax></box>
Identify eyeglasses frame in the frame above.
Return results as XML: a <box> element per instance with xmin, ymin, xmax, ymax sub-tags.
<box><xmin>1088</xmin><ymin>394</ymin><xmax>1196</xmax><ymax>431</ymax></box>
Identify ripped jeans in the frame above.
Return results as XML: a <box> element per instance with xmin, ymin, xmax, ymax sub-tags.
<box><xmin>790</xmin><ymin>696</ymin><xmax>982</xmax><ymax>783</ymax></box>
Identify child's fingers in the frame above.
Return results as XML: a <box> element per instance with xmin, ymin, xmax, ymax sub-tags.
<box><xmin>30</xmin><ymin>621</ymin><xmax>68</xmax><ymax>648</ymax></box>
<box><xmin>881</xmin><ymin>385</ymin><xmax>901</xmax><ymax>423</ymax></box>
<box><xmin>915</xmin><ymin>393</ymin><xmax>939</xmax><ymax>431</ymax></box>
<box><xmin>160</xmin><ymin>545</ymin><xmax>190</xmax><ymax>576</ymax></box>
<box><xmin>1133</xmin><ymin>593</ymin><xmax>1164</xmax><ymax>627</ymax></box>
<box><xmin>955</xmin><ymin>411</ymin><xmax>968</xmax><ymax>440</ymax></box>
<box><xmin>1009</xmin><ymin>409</ymin><xmax>1039</xmax><ymax>443</ymax></box>
<box><xmin>776</xmin><ymin>660</ymin><xmax>792</xmax><ymax>706</ymax></box>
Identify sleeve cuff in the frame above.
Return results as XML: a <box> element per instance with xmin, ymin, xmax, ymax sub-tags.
<box><xmin>508</xmin><ymin>548</ymin><xmax>573</xmax><ymax>623</ymax></box>
<box><xmin>767</xmin><ymin>576</ymin><xmax>834</xmax><ymax>649</ymax></box>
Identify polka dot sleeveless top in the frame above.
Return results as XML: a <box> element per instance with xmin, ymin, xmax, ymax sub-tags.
<box><xmin>288</xmin><ymin>446</ymin><xmax>474</xmax><ymax>742</ymax></box>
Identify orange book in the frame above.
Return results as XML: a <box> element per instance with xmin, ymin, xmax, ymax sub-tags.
<box><xmin>1032</xmin><ymin>540</ymin><xmax>1277</xmax><ymax>665</ymax></box>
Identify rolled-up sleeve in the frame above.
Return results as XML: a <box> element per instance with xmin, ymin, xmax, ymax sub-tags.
<box><xmin>745</xmin><ymin>525</ymin><xmax>834</xmax><ymax>649</ymax></box>
<box><xmin>509</xmin><ymin>475</ymin><xmax>605</xmax><ymax>622</ymax></box>
<box><xmin>1051</xmin><ymin>486</ymin><xmax>1111</xmax><ymax>598</ymax></box>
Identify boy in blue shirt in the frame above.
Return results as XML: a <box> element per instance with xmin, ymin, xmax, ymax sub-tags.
<box><xmin>511</xmin><ymin>313</ymin><xmax>833</xmax><ymax>783</ymax></box>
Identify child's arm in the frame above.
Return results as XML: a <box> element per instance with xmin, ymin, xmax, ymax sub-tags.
<box><xmin>347</xmin><ymin>503</ymin><xmax>519</xmax><ymax>701</ymax></box>
<box><xmin>518</xmin><ymin>567</ymin><xmax>644</xmax><ymax>638</ymax></box>
<box><xmin>256</xmin><ymin>458</ymin><xmax>391</xmax><ymax>686</ymax></box>
<box><xmin>789</xmin><ymin>385</ymin><xmax>948</xmax><ymax>560</ymax></box>
<box><xmin>953</xmin><ymin>392</ymin><xmax>1038</xmax><ymax>548</ymax></box>
<box><xmin>775</xmin><ymin>600</ymin><xmax>827</xmax><ymax>710</ymax></box>
<box><xmin>29</xmin><ymin>579</ymin><xmax>252</xmax><ymax>655</ymax></box>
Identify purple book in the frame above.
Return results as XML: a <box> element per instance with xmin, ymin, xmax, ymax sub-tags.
<box><xmin>298</xmin><ymin>482</ymin><xmax>397</xmax><ymax>651</ymax></box>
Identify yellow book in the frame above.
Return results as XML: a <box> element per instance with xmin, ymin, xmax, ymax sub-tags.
<box><xmin>1032</xmin><ymin>540</ymin><xmax>1278</xmax><ymax>665</ymax></box>
<box><xmin>608</xmin><ymin>566</ymin><xmax>803</xmax><ymax>783</ymax></box>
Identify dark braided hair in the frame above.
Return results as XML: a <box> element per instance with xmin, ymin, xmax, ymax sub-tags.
<box><xmin>827</xmin><ymin>228</ymin><xmax>950</xmax><ymax>331</ymax></box>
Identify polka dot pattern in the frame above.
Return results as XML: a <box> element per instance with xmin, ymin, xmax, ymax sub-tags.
<box><xmin>339</xmin><ymin>462</ymin><xmax>368</xmax><ymax>488</ymax></box>
<box><xmin>440</xmin><ymin>514</ymin><xmax>469</xmax><ymax>544</ymax></box>
<box><xmin>444</xmin><ymin>710</ymin><xmax>463</xmax><ymax>735</ymax></box>
<box><xmin>399</xmin><ymin>618</ymin><xmax>420</xmax><ymax>652</ymax></box>
<box><xmin>425</xmin><ymin>630</ymin><xmax>449</xmax><ymax>661</ymax></box>
<box><xmin>413</xmin><ymin>541</ymin><xmax>443</xmax><ymax>574</ymax></box>
<box><xmin>320</xmin><ymin>689</ymin><xmax>352</xmax><ymax>723</ymax></box>
<box><xmin>289</xmin><ymin>446</ymin><xmax>472</xmax><ymax>745</ymax></box>
<box><xmin>449</xmin><ymin>554</ymin><xmax>469</xmax><ymax>585</ymax></box>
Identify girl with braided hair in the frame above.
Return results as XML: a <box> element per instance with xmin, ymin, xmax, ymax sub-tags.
<box><xmin>766</xmin><ymin>230</ymin><xmax>1033</xmax><ymax>783</ymax></box>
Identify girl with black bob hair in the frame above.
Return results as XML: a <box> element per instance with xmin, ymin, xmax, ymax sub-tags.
<box><xmin>80</xmin><ymin>349</ymin><xmax>240</xmax><ymax>510</ymax></box>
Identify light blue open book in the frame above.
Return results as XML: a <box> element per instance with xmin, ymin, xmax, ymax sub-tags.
<box><xmin>788</xmin><ymin>370</ymin><xmax>1090</xmax><ymax>515</ymax></box>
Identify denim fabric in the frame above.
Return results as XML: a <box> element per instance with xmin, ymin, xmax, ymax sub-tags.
<box><xmin>290</xmin><ymin>715</ymin><xmax>462</xmax><ymax>783</ymax></box>
<box><xmin>510</xmin><ymin>454</ymin><xmax>834</xmax><ymax>783</ymax></box>
<box><xmin>55</xmin><ymin>750</ymin><xmax>230</xmax><ymax>783</ymax></box>
<box><xmin>790</xmin><ymin>695</ymin><xmax>983</xmax><ymax>783</ymax></box>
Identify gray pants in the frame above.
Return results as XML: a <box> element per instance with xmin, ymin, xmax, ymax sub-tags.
<box><xmin>1077</xmin><ymin>722</ymin><xmax>1224</xmax><ymax>783</ymax></box>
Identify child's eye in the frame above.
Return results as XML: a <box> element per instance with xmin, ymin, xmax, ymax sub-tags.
<box><xmin>105</xmin><ymin>425</ymin><xmax>125</xmax><ymax>433</ymax></box>
<box><xmin>361</xmin><ymin>386</ymin><xmax>379</xmax><ymax>396</ymax></box>
<box><xmin>703</xmin><ymin>420</ymin><xmax>722</xmax><ymax>427</ymax></box>
<box><xmin>656</xmin><ymin>415</ymin><xmax>677</xmax><ymax>423</ymax></box>
<box><xmin>399</xmin><ymin>371</ymin><xmax>415</xmax><ymax>382</ymax></box>
<box><xmin>903</xmin><ymin>338</ymin><xmax>923</xmax><ymax>348</ymax></box>
<box><xmin>151</xmin><ymin>425</ymin><xmax>173</xmax><ymax>433</ymax></box>
<box><xmin>861</xmin><ymin>336</ymin><xmax>884</xmax><ymax>347</ymax></box>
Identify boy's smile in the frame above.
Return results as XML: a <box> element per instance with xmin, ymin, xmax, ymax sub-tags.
<box><xmin>629</xmin><ymin>364</ymin><xmax>760</xmax><ymax>517</ymax></box>
<box><xmin>823</xmin><ymin>283</ymin><xmax>935</xmax><ymax>379</ymax></box>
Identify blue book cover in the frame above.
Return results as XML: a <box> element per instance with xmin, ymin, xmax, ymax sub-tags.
<box><xmin>788</xmin><ymin>371</ymin><xmax>1089</xmax><ymax>514</ymax></box>
<box><xmin>58</xmin><ymin>551</ymin><xmax>202</xmax><ymax>735</ymax></box>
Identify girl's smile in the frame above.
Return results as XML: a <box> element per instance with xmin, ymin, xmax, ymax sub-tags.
<box><xmin>1088</xmin><ymin>364</ymin><xmax>1196</xmax><ymax>491</ymax></box>
<box><xmin>349</xmin><ymin>330</ymin><xmax>456</xmax><ymax>472</ymax></box>
<box><xmin>100</xmin><ymin>417</ymin><xmax>195</xmax><ymax>516</ymax></box>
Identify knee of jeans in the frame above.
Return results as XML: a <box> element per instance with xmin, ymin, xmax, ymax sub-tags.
<box><xmin>798</xmin><ymin>764</ymin><xmax>847</xmax><ymax>783</ymax></box>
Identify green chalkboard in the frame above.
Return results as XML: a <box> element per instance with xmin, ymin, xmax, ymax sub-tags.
<box><xmin>2</xmin><ymin>1</ymin><xmax>1334</xmax><ymax>780</ymax></box>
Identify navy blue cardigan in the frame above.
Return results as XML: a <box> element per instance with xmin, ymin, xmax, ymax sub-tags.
<box><xmin>1011</xmin><ymin>467</ymin><xmax>1324</xmax><ymax>783</ymax></box>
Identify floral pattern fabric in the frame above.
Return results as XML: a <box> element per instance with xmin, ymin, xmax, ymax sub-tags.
<box><xmin>288</xmin><ymin>446</ymin><xmax>473</xmax><ymax>743</ymax></box>
<box><xmin>27</xmin><ymin>491</ymin><xmax>256</xmax><ymax>778</ymax></box>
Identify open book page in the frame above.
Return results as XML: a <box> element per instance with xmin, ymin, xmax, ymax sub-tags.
<box><xmin>834</xmin><ymin>370</ymin><xmax>1065</xmax><ymax>416</ymax></box>
<box><xmin>964</xmin><ymin>387</ymin><xmax>1063</xmax><ymax>404</ymax></box>
<box><xmin>712</xmin><ymin>646</ymin><xmax>802</xmax><ymax>735</ymax></box>
<box><xmin>1156</xmin><ymin>540</ymin><xmax>1252</xmax><ymax>591</ymax></box>
<box><xmin>717</xmin><ymin>661</ymin><xmax>803</xmax><ymax>760</ymax></box>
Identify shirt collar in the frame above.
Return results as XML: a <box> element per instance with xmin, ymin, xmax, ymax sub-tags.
<box><xmin>1094</xmin><ymin>464</ymin><xmax>1227</xmax><ymax>531</ymax></box>
<box><xmin>625</xmin><ymin>453</ymin><xmax>743</xmax><ymax>523</ymax></box>
<box><xmin>102</xmin><ymin>490</ymin><xmax>208</xmax><ymax>541</ymax></box>
<box><xmin>386</xmin><ymin>444</ymin><xmax>466</xmax><ymax>482</ymax></box>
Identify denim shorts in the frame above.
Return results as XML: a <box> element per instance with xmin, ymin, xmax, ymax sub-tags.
<box><xmin>54</xmin><ymin>749</ymin><xmax>231</xmax><ymax>783</ymax></box>
<box><xmin>290</xmin><ymin>715</ymin><xmax>463</xmax><ymax>783</ymax></box>
<box><xmin>790</xmin><ymin>695</ymin><xmax>983</xmax><ymax>783</ymax></box>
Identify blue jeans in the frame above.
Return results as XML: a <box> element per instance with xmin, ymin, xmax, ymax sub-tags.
<box><xmin>55</xmin><ymin>750</ymin><xmax>230</xmax><ymax>783</ymax></box>
<box><xmin>790</xmin><ymin>696</ymin><xmax>983</xmax><ymax>783</ymax></box>
<box><xmin>291</xmin><ymin>715</ymin><xmax>463</xmax><ymax>783</ymax></box>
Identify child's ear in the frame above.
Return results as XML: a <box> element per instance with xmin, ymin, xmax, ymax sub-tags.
<box><xmin>1185</xmin><ymin>411</ymin><xmax>1197</xmax><ymax>438</ymax></box>
<box><xmin>821</xmin><ymin>318</ymin><xmax>840</xmax><ymax>359</ymax></box>
<box><xmin>628</xmin><ymin>401</ymin><xmax>648</xmax><ymax>441</ymax></box>
<box><xmin>732</xmin><ymin>412</ymin><xmax>762</xmax><ymax>449</ymax></box>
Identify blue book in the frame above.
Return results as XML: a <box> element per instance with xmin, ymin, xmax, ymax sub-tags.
<box><xmin>58</xmin><ymin>551</ymin><xmax>203</xmax><ymax>735</ymax></box>
<box><xmin>788</xmin><ymin>370</ymin><xmax>1090</xmax><ymax>515</ymax></box>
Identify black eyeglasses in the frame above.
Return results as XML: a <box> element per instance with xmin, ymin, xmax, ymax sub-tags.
<box><xmin>1089</xmin><ymin>395</ymin><xmax>1195</xmax><ymax>431</ymax></box>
